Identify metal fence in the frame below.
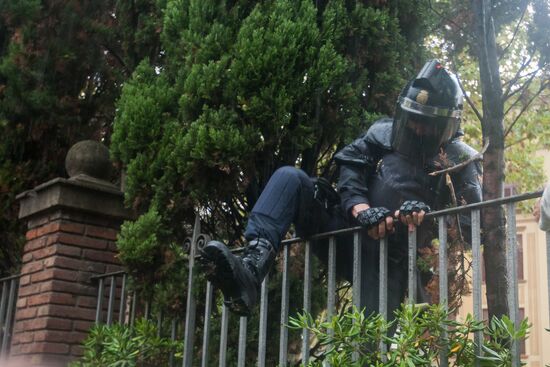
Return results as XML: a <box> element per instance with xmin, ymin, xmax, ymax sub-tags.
<box><xmin>92</xmin><ymin>191</ymin><xmax>550</xmax><ymax>367</ymax></box>
<box><xmin>0</xmin><ymin>274</ymin><xmax>20</xmax><ymax>358</ymax></box>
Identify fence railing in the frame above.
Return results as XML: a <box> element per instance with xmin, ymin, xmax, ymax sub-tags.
<box><xmin>91</xmin><ymin>191</ymin><xmax>549</xmax><ymax>367</ymax></box>
<box><xmin>0</xmin><ymin>274</ymin><xmax>20</xmax><ymax>358</ymax></box>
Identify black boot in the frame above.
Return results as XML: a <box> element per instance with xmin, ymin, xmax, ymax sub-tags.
<box><xmin>200</xmin><ymin>238</ymin><xmax>276</xmax><ymax>316</ymax></box>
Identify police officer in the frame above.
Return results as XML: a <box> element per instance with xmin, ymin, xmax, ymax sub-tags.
<box><xmin>201</xmin><ymin>60</ymin><xmax>482</xmax><ymax>317</ymax></box>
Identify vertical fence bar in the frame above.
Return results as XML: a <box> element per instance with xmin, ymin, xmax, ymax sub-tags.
<box><xmin>130</xmin><ymin>291</ymin><xmax>137</xmax><ymax>327</ymax></box>
<box><xmin>144</xmin><ymin>301</ymin><xmax>151</xmax><ymax>320</ymax></box>
<box><xmin>352</xmin><ymin>231</ymin><xmax>362</xmax><ymax>363</ymax></box>
<box><xmin>119</xmin><ymin>274</ymin><xmax>127</xmax><ymax>325</ymax></box>
<box><xmin>438</xmin><ymin>216</ymin><xmax>449</xmax><ymax>367</ymax></box>
<box><xmin>157</xmin><ymin>311</ymin><xmax>163</xmax><ymax>337</ymax></box>
<box><xmin>471</xmin><ymin>209</ymin><xmax>482</xmax><ymax>367</ymax></box>
<box><xmin>258</xmin><ymin>275</ymin><xmax>269</xmax><ymax>367</ymax></box>
<box><xmin>353</xmin><ymin>231</ymin><xmax>362</xmax><ymax>309</ymax></box>
<box><xmin>238</xmin><ymin>317</ymin><xmax>247</xmax><ymax>367</ymax></box>
<box><xmin>324</xmin><ymin>236</ymin><xmax>337</xmax><ymax>367</ymax></box>
<box><xmin>95</xmin><ymin>277</ymin><xmax>105</xmax><ymax>324</ymax></box>
<box><xmin>506</xmin><ymin>202</ymin><xmax>520</xmax><ymax>367</ymax></box>
<box><xmin>0</xmin><ymin>281</ymin><xmax>8</xmax><ymax>347</ymax></box>
<box><xmin>379</xmin><ymin>237</ymin><xmax>388</xmax><ymax>320</ymax></box>
<box><xmin>219</xmin><ymin>305</ymin><xmax>229</xmax><ymax>367</ymax></box>
<box><xmin>302</xmin><ymin>241</ymin><xmax>312</xmax><ymax>365</ymax></box>
<box><xmin>106</xmin><ymin>275</ymin><xmax>117</xmax><ymax>325</ymax></box>
<box><xmin>378</xmin><ymin>236</ymin><xmax>388</xmax><ymax>359</ymax></box>
<box><xmin>279</xmin><ymin>244</ymin><xmax>290</xmax><ymax>367</ymax></box>
<box><xmin>327</xmin><ymin>235</ymin><xmax>336</xmax><ymax>322</ymax></box>
<box><xmin>1</xmin><ymin>279</ymin><xmax>17</xmax><ymax>355</ymax></box>
<box><xmin>182</xmin><ymin>214</ymin><xmax>200</xmax><ymax>367</ymax></box>
<box><xmin>169</xmin><ymin>318</ymin><xmax>178</xmax><ymax>367</ymax></box>
<box><xmin>408</xmin><ymin>228</ymin><xmax>417</xmax><ymax>304</ymax></box>
<box><xmin>201</xmin><ymin>282</ymin><xmax>214</xmax><ymax>367</ymax></box>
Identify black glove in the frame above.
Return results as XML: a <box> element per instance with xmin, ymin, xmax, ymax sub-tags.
<box><xmin>356</xmin><ymin>207</ymin><xmax>392</xmax><ymax>229</ymax></box>
<box><xmin>398</xmin><ymin>200</ymin><xmax>431</xmax><ymax>216</ymax></box>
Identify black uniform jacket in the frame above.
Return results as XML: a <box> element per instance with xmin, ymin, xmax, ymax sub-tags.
<box><xmin>334</xmin><ymin>117</ymin><xmax>482</xmax><ymax>244</ymax></box>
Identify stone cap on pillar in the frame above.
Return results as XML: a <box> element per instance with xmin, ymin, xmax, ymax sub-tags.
<box><xmin>16</xmin><ymin>140</ymin><xmax>133</xmax><ymax>221</ymax></box>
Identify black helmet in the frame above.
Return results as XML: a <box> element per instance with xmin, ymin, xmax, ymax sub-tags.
<box><xmin>391</xmin><ymin>59</ymin><xmax>463</xmax><ymax>159</ymax></box>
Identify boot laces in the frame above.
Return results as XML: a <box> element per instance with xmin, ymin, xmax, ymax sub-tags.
<box><xmin>241</xmin><ymin>239</ymin><xmax>271</xmax><ymax>277</ymax></box>
<box><xmin>243</xmin><ymin>246</ymin><xmax>262</xmax><ymax>262</ymax></box>
<box><xmin>242</xmin><ymin>247</ymin><xmax>262</xmax><ymax>276</ymax></box>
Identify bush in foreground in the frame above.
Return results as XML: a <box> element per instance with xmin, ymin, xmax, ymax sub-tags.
<box><xmin>70</xmin><ymin>304</ymin><xmax>531</xmax><ymax>366</ymax></box>
<box><xmin>69</xmin><ymin>318</ymin><xmax>182</xmax><ymax>367</ymax></box>
<box><xmin>289</xmin><ymin>304</ymin><xmax>530</xmax><ymax>366</ymax></box>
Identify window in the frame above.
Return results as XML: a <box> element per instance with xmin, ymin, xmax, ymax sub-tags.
<box><xmin>482</xmin><ymin>234</ymin><xmax>524</xmax><ymax>282</ymax></box>
<box><xmin>516</xmin><ymin>234</ymin><xmax>524</xmax><ymax>281</ymax></box>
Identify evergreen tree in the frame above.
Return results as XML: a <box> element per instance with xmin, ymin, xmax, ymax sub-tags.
<box><xmin>111</xmin><ymin>1</ymin><xmax>433</xmax><ymax>363</ymax></box>
<box><xmin>111</xmin><ymin>0</ymin><xmax>432</xmax><ymax>244</ymax></box>
<box><xmin>0</xmin><ymin>0</ymin><xmax>164</xmax><ymax>275</ymax></box>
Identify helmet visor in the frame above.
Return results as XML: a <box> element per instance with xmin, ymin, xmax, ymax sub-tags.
<box><xmin>399</xmin><ymin>96</ymin><xmax>462</xmax><ymax>118</ymax></box>
<box><xmin>391</xmin><ymin>110</ymin><xmax>459</xmax><ymax>158</ymax></box>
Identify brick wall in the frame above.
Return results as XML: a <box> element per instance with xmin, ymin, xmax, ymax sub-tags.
<box><xmin>12</xmin><ymin>171</ymin><xmax>132</xmax><ymax>366</ymax></box>
<box><xmin>10</xmin><ymin>209</ymin><xmax>123</xmax><ymax>365</ymax></box>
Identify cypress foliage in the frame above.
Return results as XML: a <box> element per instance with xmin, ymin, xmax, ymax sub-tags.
<box><xmin>111</xmin><ymin>0</ymin><xmax>431</xmax><ymax>245</ymax></box>
<box><xmin>111</xmin><ymin>2</ymin><xmax>432</xmax><ymax>363</ymax></box>
<box><xmin>0</xmin><ymin>0</ymin><xmax>164</xmax><ymax>275</ymax></box>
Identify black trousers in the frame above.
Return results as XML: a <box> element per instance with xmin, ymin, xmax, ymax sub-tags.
<box><xmin>244</xmin><ymin>166</ymin><xmax>413</xmax><ymax>319</ymax></box>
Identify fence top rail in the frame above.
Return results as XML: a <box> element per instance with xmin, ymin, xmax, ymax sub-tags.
<box><xmin>278</xmin><ymin>190</ymin><xmax>543</xmax><ymax>246</ymax></box>
<box><xmin>87</xmin><ymin>190</ymin><xmax>543</xmax><ymax>272</ymax></box>
<box><xmin>0</xmin><ymin>274</ymin><xmax>21</xmax><ymax>282</ymax></box>
<box><xmin>90</xmin><ymin>270</ymin><xmax>127</xmax><ymax>281</ymax></box>
<box><xmin>424</xmin><ymin>190</ymin><xmax>542</xmax><ymax>218</ymax></box>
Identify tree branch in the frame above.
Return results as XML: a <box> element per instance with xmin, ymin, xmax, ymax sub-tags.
<box><xmin>456</xmin><ymin>74</ymin><xmax>484</xmax><ymax>123</ymax></box>
<box><xmin>502</xmin><ymin>66</ymin><xmax>539</xmax><ymax>91</ymax></box>
<box><xmin>427</xmin><ymin>0</ymin><xmax>470</xmax><ymax>36</ymax></box>
<box><xmin>429</xmin><ymin>140</ymin><xmax>489</xmax><ymax>176</ymax></box>
<box><xmin>502</xmin><ymin>56</ymin><xmax>533</xmax><ymax>100</ymax></box>
<box><xmin>498</xmin><ymin>3</ymin><xmax>528</xmax><ymax>61</ymax></box>
<box><xmin>504</xmin><ymin>135</ymin><xmax>530</xmax><ymax>149</ymax></box>
<box><xmin>504</xmin><ymin>72</ymin><xmax>537</xmax><ymax>112</ymax></box>
<box><xmin>101</xmin><ymin>44</ymin><xmax>131</xmax><ymax>77</ymax></box>
<box><xmin>503</xmin><ymin>81</ymin><xmax>549</xmax><ymax>138</ymax></box>
<box><xmin>444</xmin><ymin>174</ymin><xmax>466</xmax><ymax>241</ymax></box>
<box><xmin>447</xmin><ymin>54</ymin><xmax>484</xmax><ymax>123</ymax></box>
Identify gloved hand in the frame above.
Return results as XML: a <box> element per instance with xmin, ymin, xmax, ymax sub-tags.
<box><xmin>356</xmin><ymin>207</ymin><xmax>395</xmax><ymax>240</ymax></box>
<box><xmin>395</xmin><ymin>200</ymin><xmax>431</xmax><ymax>232</ymax></box>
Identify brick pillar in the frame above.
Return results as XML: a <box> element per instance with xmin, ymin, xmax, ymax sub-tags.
<box><xmin>10</xmin><ymin>141</ymin><xmax>132</xmax><ymax>366</ymax></box>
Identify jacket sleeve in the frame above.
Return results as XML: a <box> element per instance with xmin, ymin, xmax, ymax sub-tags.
<box><xmin>334</xmin><ymin>133</ymin><xmax>384</xmax><ymax>215</ymax></box>
<box><xmin>452</xmin><ymin>160</ymin><xmax>483</xmax><ymax>206</ymax></box>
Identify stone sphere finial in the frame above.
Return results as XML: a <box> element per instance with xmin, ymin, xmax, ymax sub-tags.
<box><xmin>65</xmin><ymin>140</ymin><xmax>112</xmax><ymax>181</ymax></box>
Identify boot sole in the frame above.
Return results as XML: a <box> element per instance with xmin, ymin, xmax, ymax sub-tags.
<box><xmin>200</xmin><ymin>244</ymin><xmax>252</xmax><ymax>316</ymax></box>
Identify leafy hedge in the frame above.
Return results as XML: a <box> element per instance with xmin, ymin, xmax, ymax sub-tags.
<box><xmin>71</xmin><ymin>304</ymin><xmax>534</xmax><ymax>367</ymax></box>
<box><xmin>289</xmin><ymin>304</ymin><xmax>531</xmax><ymax>367</ymax></box>
<box><xmin>69</xmin><ymin>319</ymin><xmax>182</xmax><ymax>367</ymax></box>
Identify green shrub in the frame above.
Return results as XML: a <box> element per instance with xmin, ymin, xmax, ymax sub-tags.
<box><xmin>289</xmin><ymin>304</ymin><xmax>530</xmax><ymax>366</ymax></box>
<box><xmin>116</xmin><ymin>208</ymin><xmax>166</xmax><ymax>276</ymax></box>
<box><xmin>69</xmin><ymin>318</ymin><xmax>182</xmax><ymax>367</ymax></box>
